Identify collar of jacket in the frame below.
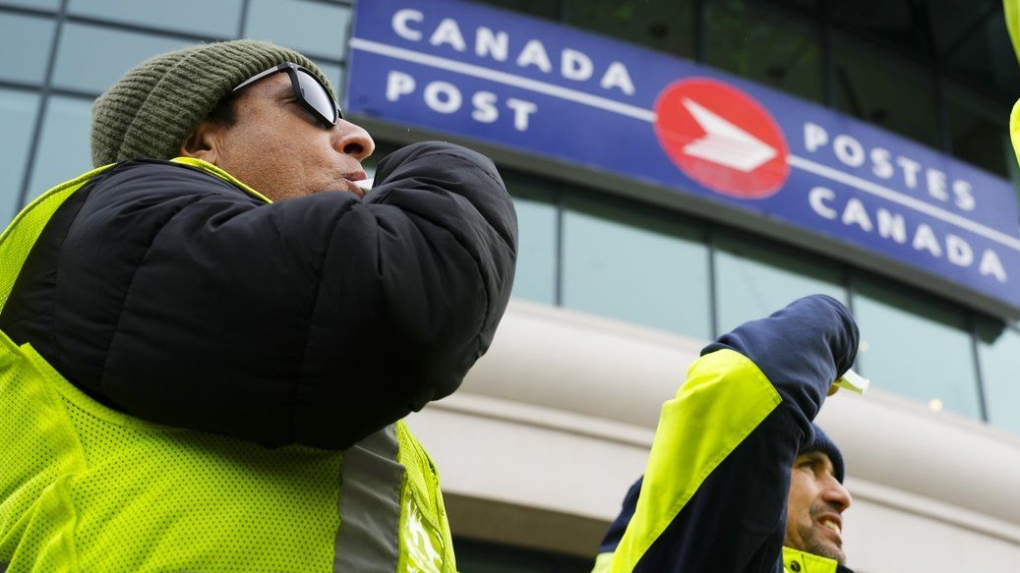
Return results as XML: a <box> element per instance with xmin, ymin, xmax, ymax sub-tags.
<box><xmin>783</xmin><ymin>546</ymin><xmax>855</xmax><ymax>573</ymax></box>
<box><xmin>170</xmin><ymin>156</ymin><xmax>272</xmax><ymax>204</ymax></box>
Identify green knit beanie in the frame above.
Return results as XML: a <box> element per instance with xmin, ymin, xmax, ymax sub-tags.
<box><xmin>91</xmin><ymin>39</ymin><xmax>335</xmax><ymax>167</ymax></box>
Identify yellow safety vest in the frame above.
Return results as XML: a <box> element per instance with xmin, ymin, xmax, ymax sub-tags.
<box><xmin>0</xmin><ymin>160</ymin><xmax>456</xmax><ymax>572</ymax></box>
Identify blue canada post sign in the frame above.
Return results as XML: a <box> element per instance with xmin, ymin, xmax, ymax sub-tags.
<box><xmin>345</xmin><ymin>0</ymin><xmax>1020</xmax><ymax>312</ymax></box>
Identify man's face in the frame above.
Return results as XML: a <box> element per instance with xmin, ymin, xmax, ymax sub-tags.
<box><xmin>184</xmin><ymin>71</ymin><xmax>375</xmax><ymax>202</ymax></box>
<box><xmin>784</xmin><ymin>451</ymin><xmax>852</xmax><ymax>564</ymax></box>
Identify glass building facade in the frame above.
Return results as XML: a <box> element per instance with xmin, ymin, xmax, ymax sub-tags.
<box><xmin>3</xmin><ymin>0</ymin><xmax>1020</xmax><ymax>568</ymax></box>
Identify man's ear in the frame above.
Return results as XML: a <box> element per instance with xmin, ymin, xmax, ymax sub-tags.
<box><xmin>179</xmin><ymin>118</ymin><xmax>225</xmax><ymax>163</ymax></box>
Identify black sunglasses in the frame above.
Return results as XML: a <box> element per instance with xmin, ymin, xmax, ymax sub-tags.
<box><xmin>232</xmin><ymin>62</ymin><xmax>342</xmax><ymax>127</ymax></box>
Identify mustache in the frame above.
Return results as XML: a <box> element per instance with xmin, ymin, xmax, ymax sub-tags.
<box><xmin>808</xmin><ymin>501</ymin><xmax>843</xmax><ymax>518</ymax></box>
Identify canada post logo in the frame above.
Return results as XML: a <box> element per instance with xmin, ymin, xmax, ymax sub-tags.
<box><xmin>654</xmin><ymin>78</ymin><xmax>789</xmax><ymax>199</ymax></box>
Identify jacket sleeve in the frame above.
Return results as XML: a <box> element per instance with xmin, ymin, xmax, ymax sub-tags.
<box><xmin>44</xmin><ymin>141</ymin><xmax>517</xmax><ymax>449</ymax></box>
<box><xmin>603</xmin><ymin>295</ymin><xmax>858</xmax><ymax>573</ymax></box>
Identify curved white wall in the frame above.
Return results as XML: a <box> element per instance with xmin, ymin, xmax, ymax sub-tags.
<box><xmin>406</xmin><ymin>300</ymin><xmax>1020</xmax><ymax>572</ymax></box>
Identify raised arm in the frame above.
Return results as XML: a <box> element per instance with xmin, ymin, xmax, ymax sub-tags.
<box><xmin>602</xmin><ymin>295</ymin><xmax>858</xmax><ymax>573</ymax></box>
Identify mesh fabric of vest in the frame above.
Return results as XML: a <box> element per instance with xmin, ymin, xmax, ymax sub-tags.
<box><xmin>0</xmin><ymin>339</ymin><xmax>343</xmax><ymax>571</ymax></box>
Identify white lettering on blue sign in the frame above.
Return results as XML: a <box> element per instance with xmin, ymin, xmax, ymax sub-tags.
<box><xmin>391</xmin><ymin>8</ymin><xmax>636</xmax><ymax>95</ymax></box>
<box><xmin>385</xmin><ymin>70</ymin><xmax>538</xmax><ymax>131</ymax></box>
<box><xmin>803</xmin><ymin>123</ymin><xmax>976</xmax><ymax>211</ymax></box>
<box><xmin>809</xmin><ymin>186</ymin><xmax>1007</xmax><ymax>282</ymax></box>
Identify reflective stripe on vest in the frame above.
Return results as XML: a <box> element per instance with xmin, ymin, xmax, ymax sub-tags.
<box><xmin>334</xmin><ymin>424</ymin><xmax>404</xmax><ymax>573</ymax></box>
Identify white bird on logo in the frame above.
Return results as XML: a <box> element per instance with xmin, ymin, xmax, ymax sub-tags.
<box><xmin>681</xmin><ymin>98</ymin><xmax>777</xmax><ymax>172</ymax></box>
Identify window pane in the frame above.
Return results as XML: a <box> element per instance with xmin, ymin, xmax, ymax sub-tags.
<box><xmin>945</xmin><ymin>83</ymin><xmax>1013</xmax><ymax>180</ymax></box>
<box><xmin>562</xmin><ymin>196</ymin><xmax>710</xmax><ymax>338</ymax></box>
<box><xmin>829</xmin><ymin>0</ymin><xmax>926</xmax><ymax>59</ymax></box>
<box><xmin>0</xmin><ymin>13</ymin><xmax>55</xmax><ymax>84</ymax></box>
<box><xmin>0</xmin><ymin>0</ymin><xmax>59</xmax><ymax>9</ymax></box>
<box><xmin>563</xmin><ymin>0</ymin><xmax>694</xmax><ymax>60</ymax></box>
<box><xmin>941</xmin><ymin>8</ymin><xmax>1020</xmax><ymax>100</ymax></box>
<box><xmin>28</xmin><ymin>95</ymin><xmax>93</xmax><ymax>198</ymax></box>
<box><xmin>53</xmin><ymin>24</ymin><xmax>192</xmax><ymax>94</ymax></box>
<box><xmin>714</xmin><ymin>231</ymin><xmax>845</xmax><ymax>334</ymax></box>
<box><xmin>0</xmin><ymin>89</ymin><xmax>40</xmax><ymax>225</ymax></box>
<box><xmin>246</xmin><ymin>0</ymin><xmax>352</xmax><ymax>58</ymax></box>
<box><xmin>68</xmin><ymin>0</ymin><xmax>243</xmax><ymax>38</ymax></box>
<box><xmin>472</xmin><ymin>0</ymin><xmax>559</xmax><ymax>20</ymax></box>
<box><xmin>831</xmin><ymin>32</ymin><xmax>940</xmax><ymax>149</ymax></box>
<box><xmin>976</xmin><ymin>317</ymin><xmax>1020</xmax><ymax>435</ymax></box>
<box><xmin>503</xmin><ymin>172</ymin><xmax>556</xmax><ymax>304</ymax></box>
<box><xmin>1008</xmin><ymin>138</ymin><xmax>1020</xmax><ymax>203</ymax></box>
<box><xmin>760</xmin><ymin>0</ymin><xmax>817</xmax><ymax>13</ymax></box>
<box><xmin>929</xmin><ymin>0</ymin><xmax>996</xmax><ymax>58</ymax></box>
<box><xmin>704</xmin><ymin>0</ymin><xmax>822</xmax><ymax>103</ymax></box>
<box><xmin>853</xmin><ymin>275</ymin><xmax>980</xmax><ymax>418</ymax></box>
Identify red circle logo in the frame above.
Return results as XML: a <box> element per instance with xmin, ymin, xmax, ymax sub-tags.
<box><xmin>653</xmin><ymin>78</ymin><xmax>789</xmax><ymax>199</ymax></box>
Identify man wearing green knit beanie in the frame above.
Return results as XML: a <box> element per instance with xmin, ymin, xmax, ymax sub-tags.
<box><xmin>0</xmin><ymin>39</ymin><xmax>517</xmax><ymax>572</ymax></box>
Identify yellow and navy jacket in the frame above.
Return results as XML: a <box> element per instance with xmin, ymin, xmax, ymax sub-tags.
<box><xmin>592</xmin><ymin>295</ymin><xmax>858</xmax><ymax>573</ymax></box>
<box><xmin>0</xmin><ymin>141</ymin><xmax>517</xmax><ymax>571</ymax></box>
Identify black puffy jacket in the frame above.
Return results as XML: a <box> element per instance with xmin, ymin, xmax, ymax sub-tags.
<box><xmin>0</xmin><ymin>141</ymin><xmax>517</xmax><ymax>449</ymax></box>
